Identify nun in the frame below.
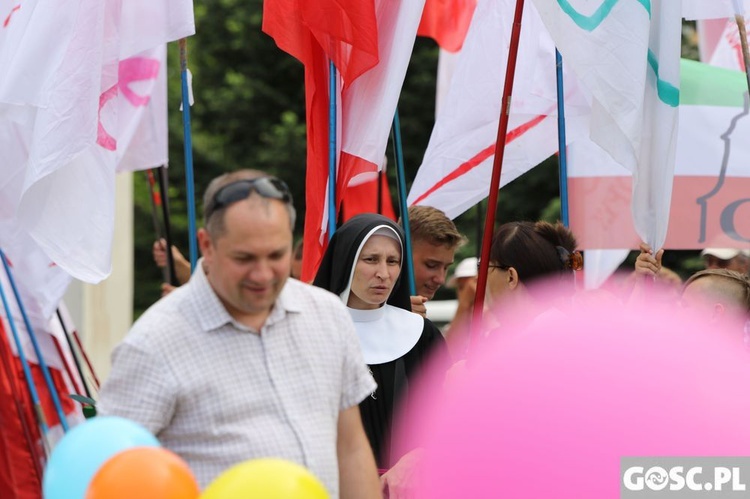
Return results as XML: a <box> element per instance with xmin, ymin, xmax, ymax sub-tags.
<box><xmin>313</xmin><ymin>213</ymin><xmax>445</xmax><ymax>469</ymax></box>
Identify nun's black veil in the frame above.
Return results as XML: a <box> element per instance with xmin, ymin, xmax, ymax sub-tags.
<box><xmin>313</xmin><ymin>213</ymin><xmax>412</xmax><ymax>312</ymax></box>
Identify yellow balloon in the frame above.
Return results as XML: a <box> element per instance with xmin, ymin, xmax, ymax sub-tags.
<box><xmin>200</xmin><ymin>458</ymin><xmax>329</xmax><ymax>499</ymax></box>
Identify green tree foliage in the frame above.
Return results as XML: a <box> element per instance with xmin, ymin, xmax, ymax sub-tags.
<box><xmin>133</xmin><ymin>8</ymin><xmax>703</xmax><ymax>314</ymax></box>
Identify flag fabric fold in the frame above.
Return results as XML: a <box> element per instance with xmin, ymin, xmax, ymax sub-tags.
<box><xmin>262</xmin><ymin>0</ymin><xmax>379</xmax><ymax>87</ymax></box>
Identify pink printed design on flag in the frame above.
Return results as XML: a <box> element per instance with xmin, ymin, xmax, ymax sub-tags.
<box><xmin>97</xmin><ymin>84</ymin><xmax>119</xmax><ymax>151</ymax></box>
<box><xmin>97</xmin><ymin>56</ymin><xmax>162</xmax><ymax>152</ymax></box>
<box><xmin>0</xmin><ymin>0</ymin><xmax>191</xmax><ymax>282</ymax></box>
<box><xmin>119</xmin><ymin>56</ymin><xmax>160</xmax><ymax>106</ymax></box>
<box><xmin>2</xmin><ymin>3</ymin><xmax>19</xmax><ymax>27</ymax></box>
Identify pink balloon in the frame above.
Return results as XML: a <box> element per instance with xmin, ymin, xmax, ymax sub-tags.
<box><xmin>394</xmin><ymin>286</ymin><xmax>750</xmax><ymax>498</ymax></box>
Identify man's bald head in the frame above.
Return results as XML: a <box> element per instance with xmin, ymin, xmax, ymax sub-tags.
<box><xmin>682</xmin><ymin>269</ymin><xmax>750</xmax><ymax>320</ymax></box>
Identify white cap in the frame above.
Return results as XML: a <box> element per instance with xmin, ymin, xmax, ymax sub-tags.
<box><xmin>448</xmin><ymin>257</ymin><xmax>478</xmax><ymax>288</ymax></box>
<box><xmin>701</xmin><ymin>248</ymin><xmax>750</xmax><ymax>260</ymax></box>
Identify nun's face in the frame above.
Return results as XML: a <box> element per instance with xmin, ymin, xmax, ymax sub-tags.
<box><xmin>347</xmin><ymin>235</ymin><xmax>402</xmax><ymax>310</ymax></box>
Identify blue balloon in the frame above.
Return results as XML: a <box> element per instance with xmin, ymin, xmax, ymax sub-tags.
<box><xmin>43</xmin><ymin>416</ymin><xmax>160</xmax><ymax>499</ymax></box>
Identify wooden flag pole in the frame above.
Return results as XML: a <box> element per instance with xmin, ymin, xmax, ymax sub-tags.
<box><xmin>471</xmin><ymin>0</ymin><xmax>527</xmax><ymax>348</ymax></box>
<box><xmin>733</xmin><ymin>0</ymin><xmax>750</xmax><ymax>94</ymax></box>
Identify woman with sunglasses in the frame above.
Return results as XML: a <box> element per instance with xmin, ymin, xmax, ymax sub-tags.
<box><xmin>313</xmin><ymin>213</ymin><xmax>445</xmax><ymax>471</ymax></box>
<box><xmin>485</xmin><ymin>221</ymin><xmax>581</xmax><ymax>312</ymax></box>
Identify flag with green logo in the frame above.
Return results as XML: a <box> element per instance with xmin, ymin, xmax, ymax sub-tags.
<box><xmin>569</xmin><ymin>59</ymin><xmax>750</xmax><ymax>252</ymax></box>
<box><xmin>531</xmin><ymin>0</ymin><xmax>682</xmax><ymax>250</ymax></box>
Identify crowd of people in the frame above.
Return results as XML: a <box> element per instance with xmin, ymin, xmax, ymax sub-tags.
<box><xmin>97</xmin><ymin>169</ymin><xmax>750</xmax><ymax>498</ymax></box>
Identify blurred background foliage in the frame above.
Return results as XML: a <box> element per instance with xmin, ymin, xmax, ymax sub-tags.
<box><xmin>132</xmin><ymin>5</ymin><xmax>703</xmax><ymax>314</ymax></box>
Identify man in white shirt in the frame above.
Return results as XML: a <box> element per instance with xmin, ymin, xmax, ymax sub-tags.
<box><xmin>98</xmin><ymin>170</ymin><xmax>380</xmax><ymax>498</ymax></box>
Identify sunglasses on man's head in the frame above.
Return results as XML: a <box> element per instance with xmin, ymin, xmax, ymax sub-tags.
<box><xmin>206</xmin><ymin>177</ymin><xmax>292</xmax><ymax>220</ymax></box>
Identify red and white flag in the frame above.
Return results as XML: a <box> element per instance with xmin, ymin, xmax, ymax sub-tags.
<box><xmin>341</xmin><ymin>172</ymin><xmax>397</xmax><ymax>222</ymax></box>
<box><xmin>265</xmin><ymin>0</ymin><xmax>424</xmax><ymax>281</ymax></box>
<box><xmin>0</xmin><ymin>0</ymin><xmax>193</xmax><ymax>283</ymax></box>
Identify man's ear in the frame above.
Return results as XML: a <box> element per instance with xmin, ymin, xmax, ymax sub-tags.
<box><xmin>711</xmin><ymin>302</ymin><xmax>726</xmax><ymax>322</ymax></box>
<box><xmin>197</xmin><ymin>228</ymin><xmax>212</xmax><ymax>258</ymax></box>
<box><xmin>507</xmin><ymin>267</ymin><xmax>520</xmax><ymax>291</ymax></box>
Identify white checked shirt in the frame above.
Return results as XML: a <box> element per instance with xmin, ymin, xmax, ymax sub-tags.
<box><xmin>97</xmin><ymin>261</ymin><xmax>376</xmax><ymax>497</ymax></box>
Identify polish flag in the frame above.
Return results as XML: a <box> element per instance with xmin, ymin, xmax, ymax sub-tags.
<box><xmin>265</xmin><ymin>0</ymin><xmax>425</xmax><ymax>281</ymax></box>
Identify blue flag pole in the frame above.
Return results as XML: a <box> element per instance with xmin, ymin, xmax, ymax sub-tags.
<box><xmin>328</xmin><ymin>60</ymin><xmax>338</xmax><ymax>238</ymax></box>
<box><xmin>391</xmin><ymin>109</ymin><xmax>416</xmax><ymax>296</ymax></box>
<box><xmin>0</xmin><ymin>249</ymin><xmax>69</xmax><ymax>433</ymax></box>
<box><xmin>179</xmin><ymin>38</ymin><xmax>198</xmax><ymax>272</ymax></box>
<box><xmin>555</xmin><ymin>49</ymin><xmax>570</xmax><ymax>227</ymax></box>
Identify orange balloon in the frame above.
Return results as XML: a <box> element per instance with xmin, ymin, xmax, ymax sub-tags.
<box><xmin>86</xmin><ymin>446</ymin><xmax>200</xmax><ymax>499</ymax></box>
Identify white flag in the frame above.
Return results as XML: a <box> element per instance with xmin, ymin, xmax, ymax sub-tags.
<box><xmin>531</xmin><ymin>0</ymin><xmax>682</xmax><ymax>250</ymax></box>
<box><xmin>0</xmin><ymin>219</ymin><xmax>71</xmax><ymax>370</ymax></box>
<box><xmin>683</xmin><ymin>0</ymin><xmax>749</xmax><ymax>20</ymax></box>
<box><xmin>0</xmin><ymin>0</ymin><xmax>193</xmax><ymax>283</ymax></box>
<box><xmin>407</xmin><ymin>0</ymin><xmax>589</xmax><ymax>218</ymax></box>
